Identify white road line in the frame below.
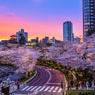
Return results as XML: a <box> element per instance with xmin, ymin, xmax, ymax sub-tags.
<box><xmin>44</xmin><ymin>69</ymin><xmax>51</xmax><ymax>86</ymax></box>
<box><xmin>35</xmin><ymin>86</ymin><xmax>42</xmax><ymax>91</ymax></box>
<box><xmin>30</xmin><ymin>86</ymin><xmax>37</xmax><ymax>91</ymax></box>
<box><xmin>21</xmin><ymin>86</ymin><xmax>29</xmax><ymax>91</ymax></box>
<box><xmin>44</xmin><ymin>86</ymin><xmax>50</xmax><ymax>91</ymax></box>
<box><xmin>39</xmin><ymin>86</ymin><xmax>46</xmax><ymax>91</ymax></box>
<box><xmin>58</xmin><ymin>88</ymin><xmax>62</xmax><ymax>92</ymax></box>
<box><xmin>26</xmin><ymin>86</ymin><xmax>33</xmax><ymax>91</ymax></box>
<box><xmin>53</xmin><ymin>87</ymin><xmax>59</xmax><ymax>92</ymax></box>
<box><xmin>48</xmin><ymin>86</ymin><xmax>54</xmax><ymax>92</ymax></box>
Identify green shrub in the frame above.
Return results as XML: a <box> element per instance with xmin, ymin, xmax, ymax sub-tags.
<box><xmin>66</xmin><ymin>90</ymin><xmax>95</xmax><ymax>95</ymax></box>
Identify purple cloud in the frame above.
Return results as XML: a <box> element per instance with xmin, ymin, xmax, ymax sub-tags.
<box><xmin>6</xmin><ymin>13</ymin><xmax>16</xmax><ymax>17</ymax></box>
<box><xmin>0</xmin><ymin>5</ymin><xmax>6</xmax><ymax>8</ymax></box>
<box><xmin>34</xmin><ymin>0</ymin><xmax>44</xmax><ymax>2</ymax></box>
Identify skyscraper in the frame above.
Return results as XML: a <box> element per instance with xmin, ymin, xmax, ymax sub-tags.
<box><xmin>83</xmin><ymin>0</ymin><xmax>95</xmax><ymax>39</ymax></box>
<box><xmin>63</xmin><ymin>21</ymin><xmax>74</xmax><ymax>41</ymax></box>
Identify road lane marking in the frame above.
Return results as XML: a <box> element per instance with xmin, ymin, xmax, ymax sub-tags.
<box><xmin>30</xmin><ymin>86</ymin><xmax>37</xmax><ymax>91</ymax></box>
<box><xmin>48</xmin><ymin>86</ymin><xmax>54</xmax><ymax>92</ymax></box>
<box><xmin>53</xmin><ymin>87</ymin><xmax>59</xmax><ymax>92</ymax></box>
<box><xmin>31</xmin><ymin>69</ymin><xmax>42</xmax><ymax>86</ymax></box>
<box><xmin>44</xmin><ymin>69</ymin><xmax>51</xmax><ymax>86</ymax></box>
<box><xmin>58</xmin><ymin>88</ymin><xmax>62</xmax><ymax>92</ymax></box>
<box><xmin>21</xmin><ymin>86</ymin><xmax>29</xmax><ymax>91</ymax></box>
<box><xmin>26</xmin><ymin>86</ymin><xmax>33</xmax><ymax>91</ymax></box>
<box><xmin>35</xmin><ymin>86</ymin><xmax>42</xmax><ymax>91</ymax></box>
<box><xmin>39</xmin><ymin>86</ymin><xmax>46</xmax><ymax>91</ymax></box>
<box><xmin>44</xmin><ymin>86</ymin><xmax>50</xmax><ymax>91</ymax></box>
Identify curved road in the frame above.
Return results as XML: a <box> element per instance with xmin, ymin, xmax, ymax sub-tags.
<box><xmin>29</xmin><ymin>66</ymin><xmax>64</xmax><ymax>87</ymax></box>
<box><xmin>12</xmin><ymin>66</ymin><xmax>65</xmax><ymax>95</ymax></box>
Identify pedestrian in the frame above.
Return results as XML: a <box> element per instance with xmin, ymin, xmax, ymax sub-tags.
<box><xmin>15</xmin><ymin>80</ymin><xmax>17</xmax><ymax>85</ymax></box>
<box><xmin>70</xmin><ymin>79</ymin><xmax>74</xmax><ymax>88</ymax></box>
<box><xmin>89</xmin><ymin>80</ymin><xmax>92</xmax><ymax>87</ymax></box>
<box><xmin>79</xmin><ymin>81</ymin><xmax>82</xmax><ymax>89</ymax></box>
<box><xmin>92</xmin><ymin>80</ymin><xmax>94</xmax><ymax>90</ymax></box>
<box><xmin>82</xmin><ymin>81</ymin><xmax>84</xmax><ymax>89</ymax></box>
<box><xmin>75</xmin><ymin>83</ymin><xmax>78</xmax><ymax>90</ymax></box>
<box><xmin>17</xmin><ymin>80</ymin><xmax>20</xmax><ymax>89</ymax></box>
<box><xmin>86</xmin><ymin>80</ymin><xmax>89</xmax><ymax>90</ymax></box>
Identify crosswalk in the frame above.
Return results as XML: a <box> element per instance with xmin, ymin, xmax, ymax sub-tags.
<box><xmin>20</xmin><ymin>85</ymin><xmax>62</xmax><ymax>93</ymax></box>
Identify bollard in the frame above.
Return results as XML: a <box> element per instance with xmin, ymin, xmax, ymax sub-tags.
<box><xmin>33</xmin><ymin>90</ymin><xmax>35</xmax><ymax>95</ymax></box>
<box><xmin>2</xmin><ymin>93</ymin><xmax>4</xmax><ymax>95</ymax></box>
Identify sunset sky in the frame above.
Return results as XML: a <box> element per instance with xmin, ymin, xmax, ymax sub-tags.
<box><xmin>0</xmin><ymin>0</ymin><xmax>83</xmax><ymax>41</ymax></box>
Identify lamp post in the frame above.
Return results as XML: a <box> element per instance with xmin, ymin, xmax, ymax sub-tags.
<box><xmin>67</xmin><ymin>71</ymin><xmax>69</xmax><ymax>90</ymax></box>
<box><xmin>61</xmin><ymin>81</ymin><xmax>64</xmax><ymax>95</ymax></box>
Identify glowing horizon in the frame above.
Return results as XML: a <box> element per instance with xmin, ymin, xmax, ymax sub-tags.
<box><xmin>0</xmin><ymin>0</ymin><xmax>83</xmax><ymax>41</ymax></box>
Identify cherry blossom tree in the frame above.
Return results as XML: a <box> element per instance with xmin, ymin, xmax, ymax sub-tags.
<box><xmin>0</xmin><ymin>44</ymin><xmax>40</xmax><ymax>78</ymax></box>
<box><xmin>43</xmin><ymin>34</ymin><xmax>95</xmax><ymax>70</ymax></box>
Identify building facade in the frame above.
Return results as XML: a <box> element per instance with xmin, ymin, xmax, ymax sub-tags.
<box><xmin>50</xmin><ymin>37</ymin><xmax>55</xmax><ymax>44</ymax></box>
<box><xmin>63</xmin><ymin>21</ymin><xmax>74</xmax><ymax>41</ymax></box>
<box><xmin>42</xmin><ymin>37</ymin><xmax>49</xmax><ymax>44</ymax></box>
<box><xmin>74</xmin><ymin>38</ymin><xmax>80</xmax><ymax>43</ymax></box>
<box><xmin>83</xmin><ymin>0</ymin><xmax>95</xmax><ymax>39</ymax></box>
<box><xmin>16</xmin><ymin>29</ymin><xmax>28</xmax><ymax>43</ymax></box>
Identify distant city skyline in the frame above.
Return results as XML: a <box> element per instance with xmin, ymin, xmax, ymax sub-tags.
<box><xmin>0</xmin><ymin>0</ymin><xmax>82</xmax><ymax>41</ymax></box>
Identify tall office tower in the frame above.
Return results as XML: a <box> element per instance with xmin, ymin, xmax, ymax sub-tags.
<box><xmin>83</xmin><ymin>0</ymin><xmax>95</xmax><ymax>39</ymax></box>
<box><xmin>63</xmin><ymin>21</ymin><xmax>74</xmax><ymax>41</ymax></box>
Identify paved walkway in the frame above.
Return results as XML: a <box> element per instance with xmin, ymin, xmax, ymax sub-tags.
<box><xmin>66</xmin><ymin>86</ymin><xmax>95</xmax><ymax>90</ymax></box>
<box><xmin>0</xmin><ymin>84</ymin><xmax>24</xmax><ymax>94</ymax></box>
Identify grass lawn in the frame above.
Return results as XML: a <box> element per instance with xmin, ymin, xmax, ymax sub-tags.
<box><xmin>66</xmin><ymin>90</ymin><xmax>95</xmax><ymax>95</ymax></box>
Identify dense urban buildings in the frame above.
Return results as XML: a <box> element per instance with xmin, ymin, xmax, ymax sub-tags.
<box><xmin>63</xmin><ymin>21</ymin><xmax>74</xmax><ymax>41</ymax></box>
<box><xmin>16</xmin><ymin>29</ymin><xmax>28</xmax><ymax>43</ymax></box>
<box><xmin>74</xmin><ymin>37</ymin><xmax>80</xmax><ymax>43</ymax></box>
<box><xmin>83</xmin><ymin>0</ymin><xmax>95</xmax><ymax>39</ymax></box>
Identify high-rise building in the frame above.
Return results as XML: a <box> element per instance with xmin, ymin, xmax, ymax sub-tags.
<box><xmin>83</xmin><ymin>0</ymin><xmax>95</xmax><ymax>39</ymax></box>
<box><xmin>74</xmin><ymin>37</ymin><xmax>80</xmax><ymax>43</ymax></box>
<box><xmin>63</xmin><ymin>21</ymin><xmax>74</xmax><ymax>41</ymax></box>
<box><xmin>42</xmin><ymin>37</ymin><xmax>49</xmax><ymax>44</ymax></box>
<box><xmin>16</xmin><ymin>29</ymin><xmax>28</xmax><ymax>43</ymax></box>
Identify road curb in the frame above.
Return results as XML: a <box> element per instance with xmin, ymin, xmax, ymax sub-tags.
<box><xmin>24</xmin><ymin>70</ymin><xmax>37</xmax><ymax>84</ymax></box>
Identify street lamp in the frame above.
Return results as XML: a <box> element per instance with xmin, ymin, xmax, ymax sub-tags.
<box><xmin>61</xmin><ymin>81</ymin><xmax>64</xmax><ymax>95</ymax></box>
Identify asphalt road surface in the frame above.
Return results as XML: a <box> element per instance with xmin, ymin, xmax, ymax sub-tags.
<box><xmin>12</xmin><ymin>66</ymin><xmax>65</xmax><ymax>95</ymax></box>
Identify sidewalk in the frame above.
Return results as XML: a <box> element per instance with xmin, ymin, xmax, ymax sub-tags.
<box><xmin>66</xmin><ymin>86</ymin><xmax>95</xmax><ymax>90</ymax></box>
<box><xmin>0</xmin><ymin>83</ymin><xmax>24</xmax><ymax>94</ymax></box>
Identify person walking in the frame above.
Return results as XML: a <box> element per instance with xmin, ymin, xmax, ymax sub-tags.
<box><xmin>86</xmin><ymin>80</ymin><xmax>89</xmax><ymax>90</ymax></box>
<box><xmin>70</xmin><ymin>79</ymin><xmax>74</xmax><ymax>88</ymax></box>
<box><xmin>17</xmin><ymin>80</ymin><xmax>20</xmax><ymax>90</ymax></box>
<box><xmin>92</xmin><ymin>80</ymin><xmax>94</xmax><ymax>90</ymax></box>
<box><xmin>89</xmin><ymin>80</ymin><xmax>92</xmax><ymax>87</ymax></box>
<box><xmin>79</xmin><ymin>81</ymin><xmax>82</xmax><ymax>89</ymax></box>
<box><xmin>75</xmin><ymin>83</ymin><xmax>78</xmax><ymax>90</ymax></box>
<box><xmin>15</xmin><ymin>80</ymin><xmax>17</xmax><ymax>85</ymax></box>
<box><xmin>82</xmin><ymin>81</ymin><xmax>84</xmax><ymax>89</ymax></box>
